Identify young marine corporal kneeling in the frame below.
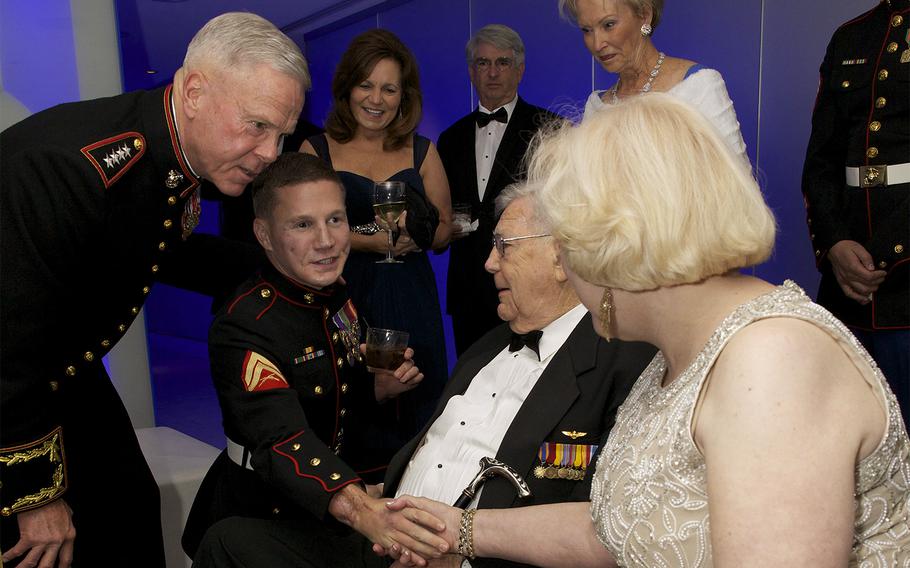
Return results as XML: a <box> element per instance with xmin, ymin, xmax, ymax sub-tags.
<box><xmin>183</xmin><ymin>153</ymin><xmax>450</xmax><ymax>563</ymax></box>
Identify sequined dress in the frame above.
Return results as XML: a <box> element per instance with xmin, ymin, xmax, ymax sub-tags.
<box><xmin>590</xmin><ymin>281</ymin><xmax>910</xmax><ymax>567</ymax></box>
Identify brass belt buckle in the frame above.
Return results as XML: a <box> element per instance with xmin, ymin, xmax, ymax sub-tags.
<box><xmin>860</xmin><ymin>165</ymin><xmax>887</xmax><ymax>188</ymax></box>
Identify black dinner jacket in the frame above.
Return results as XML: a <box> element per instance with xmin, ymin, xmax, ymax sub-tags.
<box><xmin>438</xmin><ymin>97</ymin><xmax>562</xmax><ymax>319</ymax></box>
<box><xmin>382</xmin><ymin>314</ymin><xmax>656</xmax><ymax>568</ymax></box>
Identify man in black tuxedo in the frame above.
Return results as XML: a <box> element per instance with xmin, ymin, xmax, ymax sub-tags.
<box><xmin>193</xmin><ymin>182</ymin><xmax>655</xmax><ymax>568</ymax></box>
<box><xmin>439</xmin><ymin>24</ymin><xmax>561</xmax><ymax>356</ymax></box>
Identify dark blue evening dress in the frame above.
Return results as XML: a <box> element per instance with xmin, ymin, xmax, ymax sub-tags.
<box><xmin>308</xmin><ymin>133</ymin><xmax>448</xmax><ymax>473</ymax></box>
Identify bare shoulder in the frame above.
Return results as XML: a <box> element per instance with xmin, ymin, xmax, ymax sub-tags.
<box><xmin>298</xmin><ymin>139</ymin><xmax>316</xmax><ymax>154</ymax></box>
<box><xmin>698</xmin><ymin>317</ymin><xmax>884</xmax><ymax>454</ymax></box>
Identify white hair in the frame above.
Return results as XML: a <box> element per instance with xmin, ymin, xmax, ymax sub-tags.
<box><xmin>184</xmin><ymin>12</ymin><xmax>310</xmax><ymax>90</ymax></box>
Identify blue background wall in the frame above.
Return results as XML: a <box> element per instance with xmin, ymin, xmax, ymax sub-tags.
<box><xmin>1</xmin><ymin>0</ymin><xmax>875</xmax><ymax>442</ymax></box>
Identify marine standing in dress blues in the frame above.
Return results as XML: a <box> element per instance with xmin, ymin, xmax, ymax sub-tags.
<box><xmin>802</xmin><ymin>0</ymin><xmax>910</xmax><ymax>426</ymax></box>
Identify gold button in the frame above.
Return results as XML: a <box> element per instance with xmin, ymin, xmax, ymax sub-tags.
<box><xmin>167</xmin><ymin>196</ymin><xmax>177</xmax><ymax>206</ymax></box>
<box><xmin>101</xmin><ymin>339</ymin><xmax>111</xmax><ymax>348</ymax></box>
<box><xmin>65</xmin><ymin>366</ymin><xmax>76</xmax><ymax>377</ymax></box>
<box><xmin>810</xmin><ymin>233</ymin><xmax>816</xmax><ymax>240</ymax></box>
<box><xmin>887</xmin><ymin>41</ymin><xmax>899</xmax><ymax>53</ymax></box>
<box><xmin>131</xmin><ymin>307</ymin><xmax>139</xmax><ymax>315</ymax></box>
<box><xmin>323</xmin><ymin>308</ymin><xmax>330</xmax><ymax>318</ymax></box>
<box><xmin>163</xmin><ymin>219</ymin><xmax>173</xmax><ymax>229</ymax></box>
<box><xmin>118</xmin><ymin>324</ymin><xmax>127</xmax><ymax>333</ymax></box>
<box><xmin>151</xmin><ymin>264</ymin><xmax>159</xmax><ymax>273</ymax></box>
<box><xmin>272</xmin><ymin>507</ymin><xmax>280</xmax><ymax>515</ymax></box>
<box><xmin>896</xmin><ymin>244</ymin><xmax>905</xmax><ymax>254</ymax></box>
<box><xmin>304</xmin><ymin>293</ymin><xmax>314</xmax><ymax>303</ymax></box>
<box><xmin>314</xmin><ymin>386</ymin><xmax>323</xmax><ymax>395</ymax></box>
<box><xmin>49</xmin><ymin>381</ymin><xmax>59</xmax><ymax>392</ymax></box>
<box><xmin>330</xmin><ymin>473</ymin><xmax>341</xmax><ymax>481</ymax></box>
<box><xmin>332</xmin><ymin>332</ymin><xmax>339</xmax><ymax>343</ymax></box>
<box><xmin>337</xmin><ymin>357</ymin><xmax>344</xmax><ymax>368</ymax></box>
<box><xmin>158</xmin><ymin>242</ymin><xmax>167</xmax><ymax>251</ymax></box>
<box><xmin>866</xmin><ymin>147</ymin><xmax>879</xmax><ymax>158</ymax></box>
<box><xmin>291</xmin><ymin>443</ymin><xmax>301</xmax><ymax>451</ymax></box>
<box><xmin>341</xmin><ymin>383</ymin><xmax>348</xmax><ymax>393</ymax></box>
<box><xmin>142</xmin><ymin>286</ymin><xmax>150</xmax><ymax>295</ymax></box>
<box><xmin>815</xmin><ymin>250</ymin><xmax>821</xmax><ymax>257</ymax></box>
<box><xmin>878</xmin><ymin>261</ymin><xmax>888</xmax><ymax>268</ymax></box>
<box><xmin>841</xmin><ymin>80</ymin><xmax>850</xmax><ymax>88</ymax></box>
<box><xmin>892</xmin><ymin>14</ymin><xmax>903</xmax><ymax>26</ymax></box>
<box><xmin>869</xmin><ymin>121</ymin><xmax>881</xmax><ymax>132</ymax></box>
<box><xmin>339</xmin><ymin>408</ymin><xmax>347</xmax><ymax>418</ymax></box>
<box><xmin>309</xmin><ymin>458</ymin><xmax>320</xmax><ymax>466</ymax></box>
<box><xmin>260</xmin><ymin>288</ymin><xmax>272</xmax><ymax>298</ymax></box>
<box><xmin>134</xmin><ymin>138</ymin><xmax>143</xmax><ymax>151</ymax></box>
<box><xmin>876</xmin><ymin>97</ymin><xmax>887</xmax><ymax>108</ymax></box>
<box><xmin>1</xmin><ymin>507</ymin><xmax>11</xmax><ymax>517</ymax></box>
<box><xmin>83</xmin><ymin>351</ymin><xmax>94</xmax><ymax>362</ymax></box>
<box><xmin>878</xmin><ymin>69</ymin><xmax>889</xmax><ymax>81</ymax></box>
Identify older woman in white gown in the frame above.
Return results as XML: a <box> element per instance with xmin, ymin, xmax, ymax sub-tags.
<box><xmin>384</xmin><ymin>94</ymin><xmax>910</xmax><ymax>568</ymax></box>
<box><xmin>561</xmin><ymin>0</ymin><xmax>748</xmax><ymax>164</ymax></box>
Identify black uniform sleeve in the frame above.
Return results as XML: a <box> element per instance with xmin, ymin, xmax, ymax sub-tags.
<box><xmin>209</xmin><ymin>316</ymin><xmax>360</xmax><ymax>520</ymax></box>
<box><xmin>801</xmin><ymin>33</ymin><xmax>854</xmax><ymax>262</ymax></box>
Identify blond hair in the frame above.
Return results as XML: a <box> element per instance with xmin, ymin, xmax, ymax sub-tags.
<box><xmin>558</xmin><ymin>0</ymin><xmax>664</xmax><ymax>31</ymax></box>
<box><xmin>184</xmin><ymin>12</ymin><xmax>310</xmax><ymax>90</ymax></box>
<box><xmin>532</xmin><ymin>93</ymin><xmax>775</xmax><ymax>291</ymax></box>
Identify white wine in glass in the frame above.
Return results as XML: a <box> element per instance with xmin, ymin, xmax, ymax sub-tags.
<box><xmin>372</xmin><ymin>181</ymin><xmax>407</xmax><ymax>264</ymax></box>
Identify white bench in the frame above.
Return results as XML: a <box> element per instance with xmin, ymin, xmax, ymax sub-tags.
<box><xmin>137</xmin><ymin>427</ymin><xmax>220</xmax><ymax>568</ymax></box>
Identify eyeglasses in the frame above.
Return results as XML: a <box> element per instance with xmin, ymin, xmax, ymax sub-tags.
<box><xmin>472</xmin><ymin>57</ymin><xmax>514</xmax><ymax>72</ymax></box>
<box><xmin>492</xmin><ymin>233</ymin><xmax>551</xmax><ymax>257</ymax></box>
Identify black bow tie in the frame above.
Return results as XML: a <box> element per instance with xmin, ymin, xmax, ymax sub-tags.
<box><xmin>475</xmin><ymin>107</ymin><xmax>508</xmax><ymax>127</ymax></box>
<box><xmin>509</xmin><ymin>330</ymin><xmax>543</xmax><ymax>359</ymax></box>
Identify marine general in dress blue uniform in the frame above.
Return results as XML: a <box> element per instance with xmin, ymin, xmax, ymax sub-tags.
<box><xmin>0</xmin><ymin>13</ymin><xmax>307</xmax><ymax>567</ymax></box>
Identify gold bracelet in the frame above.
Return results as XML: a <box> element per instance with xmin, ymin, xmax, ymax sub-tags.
<box><xmin>456</xmin><ymin>508</ymin><xmax>477</xmax><ymax>559</ymax></box>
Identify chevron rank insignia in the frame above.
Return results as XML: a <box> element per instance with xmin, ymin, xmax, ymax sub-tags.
<box><xmin>80</xmin><ymin>132</ymin><xmax>146</xmax><ymax>189</ymax></box>
<box><xmin>241</xmin><ymin>351</ymin><xmax>288</xmax><ymax>392</ymax></box>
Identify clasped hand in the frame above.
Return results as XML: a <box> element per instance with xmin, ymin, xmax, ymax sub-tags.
<box><xmin>371</xmin><ymin>496</ymin><xmax>463</xmax><ymax>567</ymax></box>
<box><xmin>827</xmin><ymin>240</ymin><xmax>887</xmax><ymax>304</ymax></box>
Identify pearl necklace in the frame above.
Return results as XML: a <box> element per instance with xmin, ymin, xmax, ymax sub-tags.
<box><xmin>610</xmin><ymin>51</ymin><xmax>665</xmax><ymax>104</ymax></box>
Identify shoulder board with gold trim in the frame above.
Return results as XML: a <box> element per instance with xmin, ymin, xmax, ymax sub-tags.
<box><xmin>80</xmin><ymin>132</ymin><xmax>146</xmax><ymax>189</ymax></box>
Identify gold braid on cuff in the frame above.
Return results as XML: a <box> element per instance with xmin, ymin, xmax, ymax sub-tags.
<box><xmin>456</xmin><ymin>508</ymin><xmax>477</xmax><ymax>559</ymax></box>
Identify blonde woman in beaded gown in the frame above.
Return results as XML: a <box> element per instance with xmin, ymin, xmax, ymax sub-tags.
<box><xmin>383</xmin><ymin>95</ymin><xmax>910</xmax><ymax>567</ymax></box>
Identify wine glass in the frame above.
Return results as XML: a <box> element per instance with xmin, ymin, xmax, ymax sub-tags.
<box><xmin>372</xmin><ymin>181</ymin><xmax>407</xmax><ymax>264</ymax></box>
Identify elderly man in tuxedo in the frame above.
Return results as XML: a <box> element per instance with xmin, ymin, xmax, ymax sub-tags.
<box><xmin>192</xmin><ymin>181</ymin><xmax>655</xmax><ymax>568</ymax></box>
<box><xmin>439</xmin><ymin>24</ymin><xmax>561</xmax><ymax>356</ymax></box>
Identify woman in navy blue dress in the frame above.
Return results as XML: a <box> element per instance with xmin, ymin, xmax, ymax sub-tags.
<box><xmin>301</xmin><ymin>29</ymin><xmax>452</xmax><ymax>474</ymax></box>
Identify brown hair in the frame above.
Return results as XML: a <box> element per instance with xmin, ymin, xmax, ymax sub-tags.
<box><xmin>252</xmin><ymin>153</ymin><xmax>343</xmax><ymax>219</ymax></box>
<box><xmin>324</xmin><ymin>29</ymin><xmax>422</xmax><ymax>151</ymax></box>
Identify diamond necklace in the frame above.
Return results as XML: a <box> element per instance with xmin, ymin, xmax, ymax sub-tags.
<box><xmin>610</xmin><ymin>51</ymin><xmax>665</xmax><ymax>104</ymax></box>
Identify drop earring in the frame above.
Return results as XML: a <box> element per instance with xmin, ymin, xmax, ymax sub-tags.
<box><xmin>599</xmin><ymin>288</ymin><xmax>614</xmax><ymax>342</ymax></box>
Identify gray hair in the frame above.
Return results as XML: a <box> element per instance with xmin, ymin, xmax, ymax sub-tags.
<box><xmin>558</xmin><ymin>0</ymin><xmax>664</xmax><ymax>31</ymax></box>
<box><xmin>184</xmin><ymin>12</ymin><xmax>311</xmax><ymax>90</ymax></box>
<box><xmin>465</xmin><ymin>24</ymin><xmax>526</xmax><ymax>68</ymax></box>
<box><xmin>495</xmin><ymin>181</ymin><xmax>544</xmax><ymax>228</ymax></box>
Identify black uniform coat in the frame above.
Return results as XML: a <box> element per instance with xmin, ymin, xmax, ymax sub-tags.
<box><xmin>0</xmin><ymin>85</ymin><xmax>214</xmax><ymax>566</ymax></box>
<box><xmin>802</xmin><ymin>0</ymin><xmax>910</xmax><ymax>329</ymax></box>
<box><xmin>182</xmin><ymin>264</ymin><xmax>382</xmax><ymax>557</ymax></box>
<box><xmin>382</xmin><ymin>315</ymin><xmax>656</xmax><ymax>568</ymax></box>
<box><xmin>438</xmin><ymin>98</ymin><xmax>562</xmax><ymax>353</ymax></box>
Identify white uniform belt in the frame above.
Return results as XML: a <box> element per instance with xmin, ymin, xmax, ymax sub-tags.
<box><xmin>845</xmin><ymin>163</ymin><xmax>910</xmax><ymax>187</ymax></box>
<box><xmin>226</xmin><ymin>437</ymin><xmax>254</xmax><ymax>471</ymax></box>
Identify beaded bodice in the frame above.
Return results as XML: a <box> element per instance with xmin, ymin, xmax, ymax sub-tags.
<box><xmin>590</xmin><ymin>281</ymin><xmax>910</xmax><ymax>567</ymax></box>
